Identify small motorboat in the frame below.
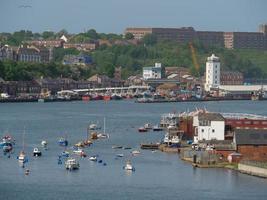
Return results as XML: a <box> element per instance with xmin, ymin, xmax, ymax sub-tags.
<box><xmin>123</xmin><ymin>160</ymin><xmax>135</xmax><ymax>171</ymax></box>
<box><xmin>131</xmin><ymin>150</ymin><xmax>141</xmax><ymax>155</ymax></box>
<box><xmin>41</xmin><ymin>140</ymin><xmax>47</xmax><ymax>147</ymax></box>
<box><xmin>116</xmin><ymin>154</ymin><xmax>124</xmax><ymax>158</ymax></box>
<box><xmin>89</xmin><ymin>156</ymin><xmax>97</xmax><ymax>161</ymax></box>
<box><xmin>138</xmin><ymin>127</ymin><xmax>148</xmax><ymax>132</ymax></box>
<box><xmin>97</xmin><ymin>133</ymin><xmax>109</xmax><ymax>139</ymax></box>
<box><xmin>61</xmin><ymin>151</ymin><xmax>70</xmax><ymax>157</ymax></box>
<box><xmin>123</xmin><ymin>147</ymin><xmax>132</xmax><ymax>150</ymax></box>
<box><xmin>88</xmin><ymin>123</ymin><xmax>101</xmax><ymax>131</ymax></box>
<box><xmin>33</xmin><ymin>148</ymin><xmax>42</xmax><ymax>157</ymax></box>
<box><xmin>74</xmin><ymin>142</ymin><xmax>85</xmax><ymax>148</ymax></box>
<box><xmin>90</xmin><ymin>132</ymin><xmax>98</xmax><ymax>140</ymax></box>
<box><xmin>112</xmin><ymin>145</ymin><xmax>123</xmax><ymax>149</ymax></box>
<box><xmin>65</xmin><ymin>158</ymin><xmax>79</xmax><ymax>170</ymax></box>
<box><xmin>58</xmin><ymin>138</ymin><xmax>68</xmax><ymax>147</ymax></box>
<box><xmin>83</xmin><ymin>140</ymin><xmax>93</xmax><ymax>146</ymax></box>
<box><xmin>73</xmin><ymin>148</ymin><xmax>84</xmax><ymax>155</ymax></box>
<box><xmin>2</xmin><ymin>143</ymin><xmax>13</xmax><ymax>153</ymax></box>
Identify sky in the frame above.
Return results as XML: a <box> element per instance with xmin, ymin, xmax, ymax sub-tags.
<box><xmin>0</xmin><ymin>0</ymin><xmax>267</xmax><ymax>34</ymax></box>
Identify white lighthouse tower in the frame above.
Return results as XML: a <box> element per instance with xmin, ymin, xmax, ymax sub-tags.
<box><xmin>205</xmin><ymin>54</ymin><xmax>220</xmax><ymax>91</ymax></box>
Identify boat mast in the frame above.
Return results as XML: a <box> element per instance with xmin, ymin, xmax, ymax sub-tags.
<box><xmin>22</xmin><ymin>127</ymin><xmax>25</xmax><ymax>152</ymax></box>
<box><xmin>104</xmin><ymin>117</ymin><xmax>106</xmax><ymax>135</ymax></box>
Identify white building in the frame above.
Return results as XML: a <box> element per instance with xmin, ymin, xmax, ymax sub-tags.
<box><xmin>205</xmin><ymin>54</ymin><xmax>220</xmax><ymax>91</ymax></box>
<box><xmin>143</xmin><ymin>63</ymin><xmax>162</xmax><ymax>80</ymax></box>
<box><xmin>193</xmin><ymin>113</ymin><xmax>225</xmax><ymax>143</ymax></box>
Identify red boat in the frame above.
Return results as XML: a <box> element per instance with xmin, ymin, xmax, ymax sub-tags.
<box><xmin>138</xmin><ymin>127</ymin><xmax>148</xmax><ymax>132</ymax></box>
<box><xmin>103</xmin><ymin>95</ymin><xmax>111</xmax><ymax>101</ymax></box>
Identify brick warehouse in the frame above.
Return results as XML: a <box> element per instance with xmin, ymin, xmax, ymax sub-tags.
<box><xmin>234</xmin><ymin>129</ymin><xmax>267</xmax><ymax>161</ymax></box>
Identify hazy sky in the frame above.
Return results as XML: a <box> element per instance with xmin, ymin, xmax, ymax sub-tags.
<box><xmin>1</xmin><ymin>0</ymin><xmax>267</xmax><ymax>34</ymax></box>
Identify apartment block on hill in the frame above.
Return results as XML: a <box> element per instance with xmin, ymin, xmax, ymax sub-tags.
<box><xmin>125</xmin><ymin>24</ymin><xmax>267</xmax><ymax>50</ymax></box>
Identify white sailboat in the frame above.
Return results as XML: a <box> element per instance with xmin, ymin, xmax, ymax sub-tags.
<box><xmin>18</xmin><ymin>128</ymin><xmax>27</xmax><ymax>163</ymax></box>
<box><xmin>97</xmin><ymin>117</ymin><xmax>109</xmax><ymax>139</ymax></box>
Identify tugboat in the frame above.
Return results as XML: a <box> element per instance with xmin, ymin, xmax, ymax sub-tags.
<box><xmin>65</xmin><ymin>158</ymin><xmax>79</xmax><ymax>170</ymax></box>
<box><xmin>123</xmin><ymin>160</ymin><xmax>135</xmax><ymax>171</ymax></box>
<box><xmin>33</xmin><ymin>148</ymin><xmax>42</xmax><ymax>157</ymax></box>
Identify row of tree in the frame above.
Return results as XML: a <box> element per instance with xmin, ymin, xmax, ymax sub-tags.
<box><xmin>1</xmin><ymin>29</ymin><xmax>267</xmax><ymax>80</ymax></box>
<box><xmin>0</xmin><ymin>29</ymin><xmax>125</xmax><ymax>46</ymax></box>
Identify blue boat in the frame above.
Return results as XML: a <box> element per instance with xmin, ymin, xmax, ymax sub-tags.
<box><xmin>58</xmin><ymin>138</ymin><xmax>68</xmax><ymax>147</ymax></box>
<box><xmin>61</xmin><ymin>151</ymin><xmax>70</xmax><ymax>157</ymax></box>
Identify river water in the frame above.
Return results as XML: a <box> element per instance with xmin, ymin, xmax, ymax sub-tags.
<box><xmin>0</xmin><ymin>100</ymin><xmax>267</xmax><ymax>200</ymax></box>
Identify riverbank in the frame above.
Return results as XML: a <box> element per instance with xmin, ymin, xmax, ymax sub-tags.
<box><xmin>238</xmin><ymin>161</ymin><xmax>267</xmax><ymax>178</ymax></box>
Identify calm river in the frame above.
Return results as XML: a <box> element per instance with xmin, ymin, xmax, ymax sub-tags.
<box><xmin>0</xmin><ymin>100</ymin><xmax>267</xmax><ymax>200</ymax></box>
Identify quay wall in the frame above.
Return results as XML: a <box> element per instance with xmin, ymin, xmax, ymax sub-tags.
<box><xmin>238</xmin><ymin>163</ymin><xmax>267</xmax><ymax>178</ymax></box>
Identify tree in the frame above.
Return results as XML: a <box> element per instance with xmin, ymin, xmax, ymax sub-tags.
<box><xmin>86</xmin><ymin>29</ymin><xmax>99</xmax><ymax>40</ymax></box>
<box><xmin>142</xmin><ymin>34</ymin><xmax>157</xmax><ymax>46</ymax></box>
<box><xmin>42</xmin><ymin>31</ymin><xmax>55</xmax><ymax>39</ymax></box>
<box><xmin>125</xmin><ymin>33</ymin><xmax>134</xmax><ymax>40</ymax></box>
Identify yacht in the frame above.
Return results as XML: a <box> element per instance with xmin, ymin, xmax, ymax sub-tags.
<box><xmin>33</xmin><ymin>148</ymin><xmax>42</xmax><ymax>157</ymax></box>
<box><xmin>65</xmin><ymin>158</ymin><xmax>80</xmax><ymax>170</ymax></box>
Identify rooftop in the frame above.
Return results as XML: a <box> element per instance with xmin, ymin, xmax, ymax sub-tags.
<box><xmin>198</xmin><ymin>113</ymin><xmax>225</xmax><ymax>121</ymax></box>
<box><xmin>235</xmin><ymin>129</ymin><xmax>267</xmax><ymax>145</ymax></box>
